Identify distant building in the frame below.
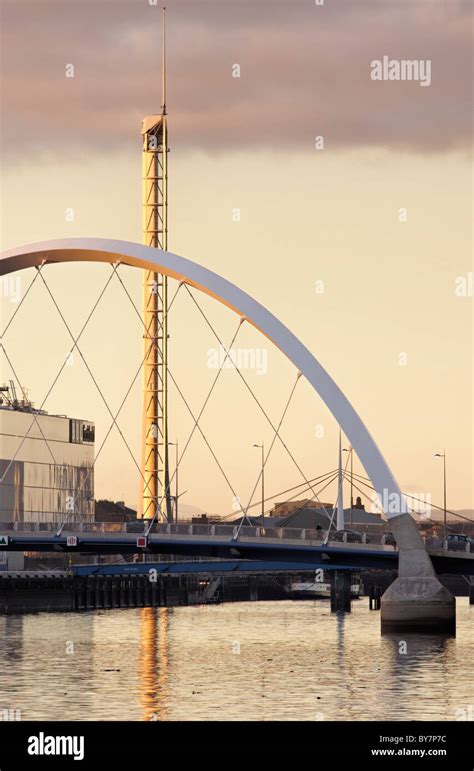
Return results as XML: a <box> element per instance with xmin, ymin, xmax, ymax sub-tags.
<box><xmin>95</xmin><ymin>499</ymin><xmax>136</xmax><ymax>523</ymax></box>
<box><xmin>231</xmin><ymin>505</ymin><xmax>384</xmax><ymax>532</ymax></box>
<box><xmin>230</xmin><ymin>515</ymin><xmax>288</xmax><ymax>528</ymax></box>
<box><xmin>269</xmin><ymin>495</ymin><xmax>384</xmax><ymax>530</ymax></box>
<box><xmin>0</xmin><ymin>394</ymin><xmax>95</xmax><ymax>524</ymax></box>
<box><xmin>190</xmin><ymin>513</ymin><xmax>223</xmax><ymax>525</ymax></box>
<box><xmin>271</xmin><ymin>499</ymin><xmax>333</xmax><ymax>517</ymax></box>
<box><xmin>278</xmin><ymin>506</ymin><xmax>384</xmax><ymax>530</ymax></box>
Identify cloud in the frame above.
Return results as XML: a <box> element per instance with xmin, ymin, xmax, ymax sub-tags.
<box><xmin>0</xmin><ymin>0</ymin><xmax>472</xmax><ymax>160</ymax></box>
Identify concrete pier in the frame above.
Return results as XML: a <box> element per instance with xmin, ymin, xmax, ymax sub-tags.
<box><xmin>381</xmin><ymin>513</ymin><xmax>456</xmax><ymax>634</ymax></box>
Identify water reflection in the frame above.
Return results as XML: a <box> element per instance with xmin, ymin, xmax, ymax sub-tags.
<box><xmin>139</xmin><ymin>608</ymin><xmax>170</xmax><ymax>721</ymax></box>
<box><xmin>0</xmin><ymin>599</ymin><xmax>472</xmax><ymax>721</ymax></box>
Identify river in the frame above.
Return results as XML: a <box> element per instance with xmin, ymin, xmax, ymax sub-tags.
<box><xmin>0</xmin><ymin>598</ymin><xmax>472</xmax><ymax>721</ymax></box>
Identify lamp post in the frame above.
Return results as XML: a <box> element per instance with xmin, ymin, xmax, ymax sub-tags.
<box><xmin>435</xmin><ymin>452</ymin><xmax>447</xmax><ymax>541</ymax></box>
<box><xmin>343</xmin><ymin>447</ymin><xmax>354</xmax><ymax>527</ymax></box>
<box><xmin>253</xmin><ymin>442</ymin><xmax>265</xmax><ymax>529</ymax></box>
<box><xmin>168</xmin><ymin>440</ymin><xmax>179</xmax><ymax>522</ymax></box>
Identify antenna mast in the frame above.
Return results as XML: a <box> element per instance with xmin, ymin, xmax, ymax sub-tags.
<box><xmin>140</xmin><ymin>6</ymin><xmax>172</xmax><ymax>522</ymax></box>
<box><xmin>162</xmin><ymin>5</ymin><xmax>167</xmax><ymax>113</ymax></box>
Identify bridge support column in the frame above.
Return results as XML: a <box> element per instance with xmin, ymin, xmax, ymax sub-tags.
<box><xmin>381</xmin><ymin>513</ymin><xmax>455</xmax><ymax>634</ymax></box>
<box><xmin>330</xmin><ymin>572</ymin><xmax>351</xmax><ymax>613</ymax></box>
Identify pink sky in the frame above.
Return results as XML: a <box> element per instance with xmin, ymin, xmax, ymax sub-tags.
<box><xmin>0</xmin><ymin>0</ymin><xmax>472</xmax><ymax>515</ymax></box>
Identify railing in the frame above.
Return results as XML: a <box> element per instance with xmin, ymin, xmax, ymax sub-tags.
<box><xmin>0</xmin><ymin>520</ymin><xmax>472</xmax><ymax>555</ymax></box>
<box><xmin>0</xmin><ymin>520</ymin><xmax>407</xmax><ymax>549</ymax></box>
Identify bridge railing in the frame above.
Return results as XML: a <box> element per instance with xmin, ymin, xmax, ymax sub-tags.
<box><xmin>7</xmin><ymin>520</ymin><xmax>465</xmax><ymax>552</ymax></box>
<box><xmin>1</xmin><ymin>520</ymin><xmax>472</xmax><ymax>554</ymax></box>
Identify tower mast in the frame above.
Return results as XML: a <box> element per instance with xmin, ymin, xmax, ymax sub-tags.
<box><xmin>140</xmin><ymin>6</ymin><xmax>172</xmax><ymax>522</ymax></box>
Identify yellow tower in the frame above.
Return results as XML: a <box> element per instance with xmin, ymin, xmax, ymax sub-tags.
<box><xmin>140</xmin><ymin>7</ymin><xmax>172</xmax><ymax>521</ymax></box>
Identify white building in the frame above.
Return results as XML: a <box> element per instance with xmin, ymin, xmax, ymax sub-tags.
<box><xmin>0</xmin><ymin>406</ymin><xmax>95</xmax><ymax>524</ymax></box>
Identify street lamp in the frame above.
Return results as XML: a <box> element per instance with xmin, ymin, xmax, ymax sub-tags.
<box><xmin>168</xmin><ymin>440</ymin><xmax>179</xmax><ymax>522</ymax></box>
<box><xmin>343</xmin><ymin>447</ymin><xmax>354</xmax><ymax>527</ymax></box>
<box><xmin>435</xmin><ymin>452</ymin><xmax>447</xmax><ymax>541</ymax></box>
<box><xmin>253</xmin><ymin>442</ymin><xmax>265</xmax><ymax>529</ymax></box>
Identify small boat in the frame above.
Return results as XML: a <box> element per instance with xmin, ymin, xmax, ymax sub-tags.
<box><xmin>285</xmin><ymin>579</ymin><xmax>360</xmax><ymax>599</ymax></box>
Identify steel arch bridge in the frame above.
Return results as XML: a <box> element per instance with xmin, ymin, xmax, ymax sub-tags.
<box><xmin>0</xmin><ymin>237</ymin><xmax>431</xmax><ymax>564</ymax></box>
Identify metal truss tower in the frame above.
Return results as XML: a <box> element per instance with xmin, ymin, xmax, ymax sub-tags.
<box><xmin>140</xmin><ymin>7</ymin><xmax>172</xmax><ymax>522</ymax></box>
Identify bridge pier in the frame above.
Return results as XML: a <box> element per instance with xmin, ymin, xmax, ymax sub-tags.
<box><xmin>381</xmin><ymin>513</ymin><xmax>455</xmax><ymax>634</ymax></box>
<box><xmin>330</xmin><ymin>572</ymin><xmax>351</xmax><ymax>613</ymax></box>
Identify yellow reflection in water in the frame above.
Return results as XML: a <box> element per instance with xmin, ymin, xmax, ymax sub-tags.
<box><xmin>139</xmin><ymin>607</ymin><xmax>171</xmax><ymax>721</ymax></box>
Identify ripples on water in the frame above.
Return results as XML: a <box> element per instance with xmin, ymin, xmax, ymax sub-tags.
<box><xmin>0</xmin><ymin>599</ymin><xmax>472</xmax><ymax>721</ymax></box>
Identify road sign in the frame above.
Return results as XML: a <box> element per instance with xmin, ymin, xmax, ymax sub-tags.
<box><xmin>0</xmin><ymin>535</ymin><xmax>9</xmax><ymax>546</ymax></box>
<box><xmin>66</xmin><ymin>535</ymin><xmax>78</xmax><ymax>547</ymax></box>
<box><xmin>137</xmin><ymin>536</ymin><xmax>148</xmax><ymax>548</ymax></box>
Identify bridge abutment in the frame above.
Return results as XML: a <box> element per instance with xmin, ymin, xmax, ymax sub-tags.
<box><xmin>381</xmin><ymin>513</ymin><xmax>456</xmax><ymax>634</ymax></box>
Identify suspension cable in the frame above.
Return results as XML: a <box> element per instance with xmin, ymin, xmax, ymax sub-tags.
<box><xmin>0</xmin><ymin>265</ymin><xmax>43</xmax><ymax>340</ymax></box>
<box><xmin>111</xmin><ymin>268</ymin><xmax>247</xmax><ymax>532</ymax></box>
<box><xmin>0</xmin><ymin>265</ymin><xmax>117</xmax><ymax>487</ymax></box>
<box><xmin>155</xmin><ymin>319</ymin><xmax>243</xmax><ymax>519</ymax></box>
<box><xmin>320</xmin><ymin>443</ymin><xmax>353</xmax><ymax>543</ymax></box>
<box><xmin>56</xmin><ymin>335</ymin><xmax>160</xmax><ymax>535</ymax></box>
<box><xmin>183</xmin><ymin>285</ymin><xmax>334</xmax><ymax>521</ymax></box>
<box><xmin>235</xmin><ymin>374</ymin><xmax>301</xmax><ymax>537</ymax></box>
<box><xmin>0</xmin><ymin>344</ymin><xmax>59</xmax><ymax>467</ymax></box>
<box><xmin>345</xmin><ymin>470</ymin><xmax>474</xmax><ymax>524</ymax></box>
<box><xmin>53</xmin><ymin>264</ymin><xmax>180</xmax><ymax>530</ymax></box>
<box><xmin>219</xmin><ymin>468</ymin><xmax>338</xmax><ymax>520</ymax></box>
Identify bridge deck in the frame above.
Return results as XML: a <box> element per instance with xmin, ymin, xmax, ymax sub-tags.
<box><xmin>1</xmin><ymin>528</ymin><xmax>473</xmax><ymax>574</ymax></box>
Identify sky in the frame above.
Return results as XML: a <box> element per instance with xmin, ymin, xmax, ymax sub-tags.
<box><xmin>0</xmin><ymin>0</ymin><xmax>472</xmax><ymax>516</ymax></box>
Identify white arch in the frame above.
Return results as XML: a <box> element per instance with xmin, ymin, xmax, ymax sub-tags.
<box><xmin>0</xmin><ymin>237</ymin><xmax>409</xmax><ymax>520</ymax></box>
